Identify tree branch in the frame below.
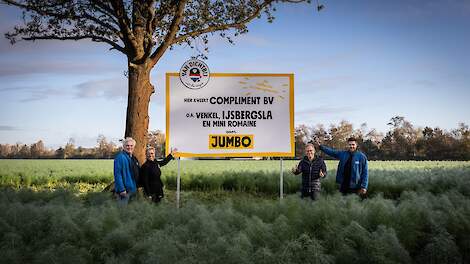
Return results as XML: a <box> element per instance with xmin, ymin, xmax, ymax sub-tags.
<box><xmin>109</xmin><ymin>0</ymin><xmax>139</xmax><ymax>55</ymax></box>
<box><xmin>3</xmin><ymin>0</ymin><xmax>123</xmax><ymax>43</ymax></box>
<box><xmin>82</xmin><ymin>12</ymin><xmax>121</xmax><ymax>37</ymax></box>
<box><xmin>149</xmin><ymin>0</ymin><xmax>187</xmax><ymax>67</ymax></box>
<box><xmin>22</xmin><ymin>34</ymin><xmax>126</xmax><ymax>54</ymax></box>
<box><xmin>92</xmin><ymin>1</ymin><xmax>121</xmax><ymax>26</ymax></box>
<box><xmin>172</xmin><ymin>0</ymin><xmax>274</xmax><ymax>46</ymax></box>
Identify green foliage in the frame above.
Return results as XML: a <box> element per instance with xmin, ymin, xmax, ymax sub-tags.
<box><xmin>2</xmin><ymin>160</ymin><xmax>469</xmax><ymax>199</ymax></box>
<box><xmin>1</xmin><ymin>160</ymin><xmax>470</xmax><ymax>263</ymax></box>
<box><xmin>0</xmin><ymin>187</ymin><xmax>469</xmax><ymax>263</ymax></box>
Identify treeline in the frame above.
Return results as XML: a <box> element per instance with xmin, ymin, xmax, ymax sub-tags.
<box><xmin>296</xmin><ymin>116</ymin><xmax>470</xmax><ymax>160</ymax></box>
<box><xmin>0</xmin><ymin>131</ymin><xmax>166</xmax><ymax>159</ymax></box>
<box><xmin>1</xmin><ymin>117</ymin><xmax>469</xmax><ymax>160</ymax></box>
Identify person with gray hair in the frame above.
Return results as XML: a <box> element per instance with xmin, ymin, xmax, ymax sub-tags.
<box><xmin>113</xmin><ymin>137</ymin><xmax>140</xmax><ymax>205</ymax></box>
<box><xmin>291</xmin><ymin>143</ymin><xmax>327</xmax><ymax>200</ymax></box>
<box><xmin>140</xmin><ymin>147</ymin><xmax>177</xmax><ymax>203</ymax></box>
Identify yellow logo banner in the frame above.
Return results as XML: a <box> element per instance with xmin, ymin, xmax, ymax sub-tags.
<box><xmin>209</xmin><ymin>134</ymin><xmax>254</xmax><ymax>149</ymax></box>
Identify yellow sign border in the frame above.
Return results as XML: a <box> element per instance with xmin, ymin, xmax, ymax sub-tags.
<box><xmin>166</xmin><ymin>72</ymin><xmax>295</xmax><ymax>157</ymax></box>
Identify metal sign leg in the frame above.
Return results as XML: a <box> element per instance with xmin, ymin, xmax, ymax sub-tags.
<box><xmin>280</xmin><ymin>158</ymin><xmax>284</xmax><ymax>199</ymax></box>
<box><xmin>177</xmin><ymin>157</ymin><xmax>181</xmax><ymax>208</ymax></box>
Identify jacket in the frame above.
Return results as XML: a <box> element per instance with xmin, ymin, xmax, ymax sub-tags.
<box><xmin>294</xmin><ymin>156</ymin><xmax>327</xmax><ymax>192</ymax></box>
<box><xmin>113</xmin><ymin>151</ymin><xmax>138</xmax><ymax>194</ymax></box>
<box><xmin>140</xmin><ymin>154</ymin><xmax>173</xmax><ymax>197</ymax></box>
<box><xmin>319</xmin><ymin>145</ymin><xmax>369</xmax><ymax>190</ymax></box>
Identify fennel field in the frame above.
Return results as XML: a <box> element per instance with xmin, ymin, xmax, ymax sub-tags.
<box><xmin>0</xmin><ymin>159</ymin><xmax>469</xmax><ymax>263</ymax></box>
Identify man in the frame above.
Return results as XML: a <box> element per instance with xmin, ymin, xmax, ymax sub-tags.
<box><xmin>314</xmin><ymin>137</ymin><xmax>368</xmax><ymax>196</ymax></box>
<box><xmin>291</xmin><ymin>143</ymin><xmax>327</xmax><ymax>200</ymax></box>
<box><xmin>114</xmin><ymin>137</ymin><xmax>140</xmax><ymax>205</ymax></box>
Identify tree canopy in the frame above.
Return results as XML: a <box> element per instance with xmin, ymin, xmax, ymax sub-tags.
<box><xmin>3</xmin><ymin>0</ymin><xmax>314</xmax><ymax>162</ymax></box>
<box><xmin>4</xmin><ymin>0</ymin><xmax>303</xmax><ymax>65</ymax></box>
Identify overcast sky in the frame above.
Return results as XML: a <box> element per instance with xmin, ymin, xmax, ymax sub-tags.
<box><xmin>0</xmin><ymin>0</ymin><xmax>469</xmax><ymax>148</ymax></box>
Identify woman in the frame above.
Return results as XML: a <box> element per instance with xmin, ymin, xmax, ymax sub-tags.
<box><xmin>140</xmin><ymin>147</ymin><xmax>176</xmax><ymax>203</ymax></box>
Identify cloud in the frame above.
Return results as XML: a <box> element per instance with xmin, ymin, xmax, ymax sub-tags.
<box><xmin>0</xmin><ymin>125</ymin><xmax>19</xmax><ymax>131</ymax></box>
<box><xmin>0</xmin><ymin>58</ymin><xmax>121</xmax><ymax>77</ymax></box>
<box><xmin>0</xmin><ymin>85</ymin><xmax>33</xmax><ymax>93</ymax></box>
<box><xmin>19</xmin><ymin>88</ymin><xmax>65</xmax><ymax>102</ymax></box>
<box><xmin>74</xmin><ymin>78</ymin><xmax>127</xmax><ymax>99</ymax></box>
<box><xmin>1</xmin><ymin>78</ymin><xmax>128</xmax><ymax>102</ymax></box>
<box><xmin>0</xmin><ymin>83</ymin><xmax>67</xmax><ymax>102</ymax></box>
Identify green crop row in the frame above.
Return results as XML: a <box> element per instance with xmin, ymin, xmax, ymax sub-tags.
<box><xmin>1</xmin><ymin>160</ymin><xmax>470</xmax><ymax>199</ymax></box>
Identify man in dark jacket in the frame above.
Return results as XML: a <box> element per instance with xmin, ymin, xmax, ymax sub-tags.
<box><xmin>315</xmin><ymin>137</ymin><xmax>368</xmax><ymax>196</ymax></box>
<box><xmin>140</xmin><ymin>147</ymin><xmax>177</xmax><ymax>203</ymax></box>
<box><xmin>291</xmin><ymin>143</ymin><xmax>327</xmax><ymax>200</ymax></box>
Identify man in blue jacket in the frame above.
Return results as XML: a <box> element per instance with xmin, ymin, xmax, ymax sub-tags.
<box><xmin>114</xmin><ymin>137</ymin><xmax>139</xmax><ymax>205</ymax></box>
<box><xmin>314</xmin><ymin>137</ymin><xmax>368</xmax><ymax>196</ymax></box>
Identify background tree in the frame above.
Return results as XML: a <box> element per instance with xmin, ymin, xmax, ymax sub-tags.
<box><xmin>147</xmin><ymin>129</ymin><xmax>166</xmax><ymax>157</ymax></box>
<box><xmin>294</xmin><ymin>124</ymin><xmax>311</xmax><ymax>157</ymax></box>
<box><xmin>64</xmin><ymin>138</ymin><xmax>76</xmax><ymax>159</ymax></box>
<box><xmin>3</xmin><ymin>0</ymin><xmax>313</xmax><ymax>162</ymax></box>
<box><xmin>18</xmin><ymin>144</ymin><xmax>31</xmax><ymax>158</ymax></box>
<box><xmin>453</xmin><ymin>123</ymin><xmax>470</xmax><ymax>160</ymax></box>
<box><xmin>360</xmin><ymin>128</ymin><xmax>383</xmax><ymax>160</ymax></box>
<box><xmin>325</xmin><ymin>120</ymin><xmax>354</xmax><ymax>150</ymax></box>
<box><xmin>381</xmin><ymin>116</ymin><xmax>420</xmax><ymax>160</ymax></box>
<box><xmin>30</xmin><ymin>140</ymin><xmax>45</xmax><ymax>158</ymax></box>
<box><xmin>0</xmin><ymin>144</ymin><xmax>12</xmax><ymax>158</ymax></box>
<box><xmin>55</xmin><ymin>147</ymin><xmax>65</xmax><ymax>159</ymax></box>
<box><xmin>96</xmin><ymin>134</ymin><xmax>117</xmax><ymax>159</ymax></box>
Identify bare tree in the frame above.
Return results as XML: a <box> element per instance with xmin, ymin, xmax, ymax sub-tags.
<box><xmin>30</xmin><ymin>140</ymin><xmax>45</xmax><ymax>158</ymax></box>
<box><xmin>3</xmin><ymin>0</ymin><xmax>314</xmax><ymax>162</ymax></box>
<box><xmin>96</xmin><ymin>134</ymin><xmax>117</xmax><ymax>158</ymax></box>
<box><xmin>64</xmin><ymin>138</ymin><xmax>76</xmax><ymax>159</ymax></box>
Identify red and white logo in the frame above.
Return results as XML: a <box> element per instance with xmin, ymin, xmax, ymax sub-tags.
<box><xmin>179</xmin><ymin>59</ymin><xmax>210</xmax><ymax>89</ymax></box>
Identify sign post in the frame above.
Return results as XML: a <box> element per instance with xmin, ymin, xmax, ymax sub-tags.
<box><xmin>280</xmin><ymin>158</ymin><xmax>284</xmax><ymax>199</ymax></box>
<box><xmin>177</xmin><ymin>157</ymin><xmax>181</xmax><ymax>208</ymax></box>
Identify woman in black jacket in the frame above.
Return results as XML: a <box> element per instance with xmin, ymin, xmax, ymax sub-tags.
<box><xmin>140</xmin><ymin>147</ymin><xmax>176</xmax><ymax>203</ymax></box>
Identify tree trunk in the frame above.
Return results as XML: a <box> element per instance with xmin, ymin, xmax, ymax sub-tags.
<box><xmin>125</xmin><ymin>61</ymin><xmax>154</xmax><ymax>163</ymax></box>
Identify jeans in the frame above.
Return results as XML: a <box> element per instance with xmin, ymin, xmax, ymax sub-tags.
<box><xmin>116</xmin><ymin>192</ymin><xmax>135</xmax><ymax>206</ymax></box>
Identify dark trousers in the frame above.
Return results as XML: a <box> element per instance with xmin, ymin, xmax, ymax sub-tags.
<box><xmin>340</xmin><ymin>188</ymin><xmax>359</xmax><ymax>195</ymax></box>
<box><xmin>301</xmin><ymin>190</ymin><xmax>320</xmax><ymax>201</ymax></box>
<box><xmin>151</xmin><ymin>195</ymin><xmax>162</xmax><ymax>203</ymax></box>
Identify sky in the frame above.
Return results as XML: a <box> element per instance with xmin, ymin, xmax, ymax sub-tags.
<box><xmin>0</xmin><ymin>0</ymin><xmax>469</xmax><ymax>148</ymax></box>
